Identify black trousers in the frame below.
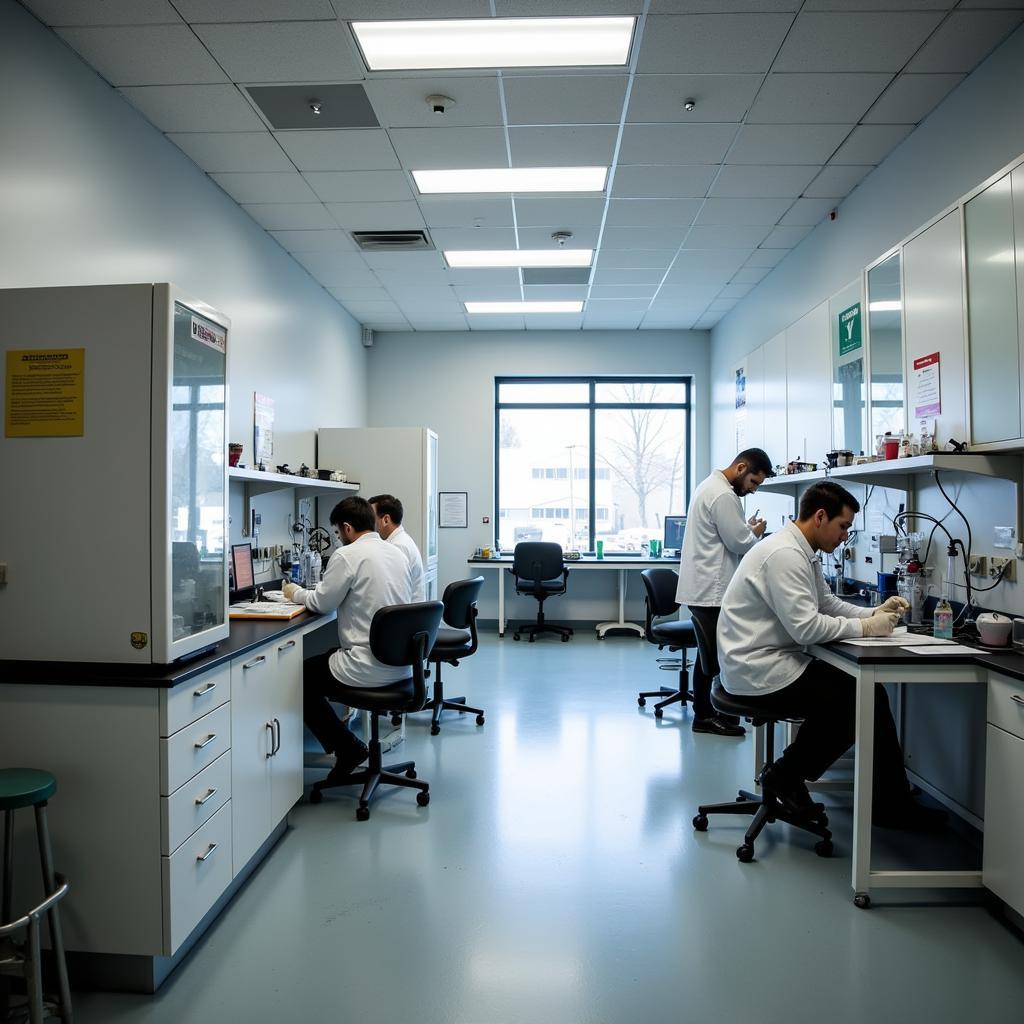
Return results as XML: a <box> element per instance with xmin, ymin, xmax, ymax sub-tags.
<box><xmin>737</xmin><ymin>659</ymin><xmax>911</xmax><ymax>810</ymax></box>
<box><xmin>687</xmin><ymin>604</ymin><xmax>721</xmax><ymax>720</ymax></box>
<box><xmin>303</xmin><ymin>650</ymin><xmax>365</xmax><ymax>757</ymax></box>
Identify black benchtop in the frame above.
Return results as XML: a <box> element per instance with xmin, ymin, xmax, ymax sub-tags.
<box><xmin>0</xmin><ymin>610</ymin><xmax>334</xmax><ymax>690</ymax></box>
<box><xmin>820</xmin><ymin>636</ymin><xmax>1024</xmax><ymax>681</ymax></box>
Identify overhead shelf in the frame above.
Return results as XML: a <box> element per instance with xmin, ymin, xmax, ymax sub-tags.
<box><xmin>229</xmin><ymin>466</ymin><xmax>359</xmax><ymax>497</ymax></box>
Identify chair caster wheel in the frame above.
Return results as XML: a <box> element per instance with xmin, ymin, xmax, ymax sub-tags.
<box><xmin>430</xmin><ymin>724</ymin><xmax>440</xmax><ymax>735</ymax></box>
<box><xmin>736</xmin><ymin>843</ymin><xmax>755</xmax><ymax>863</ymax></box>
<box><xmin>561</xmin><ymin>634</ymin><xmax>569</xmax><ymax>642</ymax></box>
<box><xmin>356</xmin><ymin>806</ymin><xmax>370</xmax><ymax>821</ymax></box>
<box><xmin>654</xmin><ymin>707</ymin><xmax>664</xmax><ymax>719</ymax></box>
<box><xmin>692</xmin><ymin>814</ymin><xmax>708</xmax><ymax>832</ymax></box>
<box><xmin>854</xmin><ymin>893</ymin><xmax>871</xmax><ymax>909</ymax></box>
<box><xmin>513</xmin><ymin>634</ymin><xmax>520</xmax><ymax>641</ymax></box>
<box><xmin>416</xmin><ymin>791</ymin><xmax>430</xmax><ymax>807</ymax></box>
<box><xmin>528</xmin><ymin>636</ymin><xmax>535</xmax><ymax>643</ymax></box>
<box><xmin>638</xmin><ymin>697</ymin><xmax>646</xmax><ymax>707</ymax></box>
<box><xmin>814</xmin><ymin>839</ymin><xmax>833</xmax><ymax>858</ymax></box>
<box><xmin>309</xmin><ymin>789</ymin><xmax>323</xmax><ymax>805</ymax></box>
<box><xmin>391</xmin><ymin>714</ymin><xmax>402</xmax><ymax>726</ymax></box>
<box><xmin>476</xmin><ymin>714</ymin><xmax>485</xmax><ymax>726</ymax></box>
<box><xmin>405</xmin><ymin>768</ymin><xmax>417</xmax><ymax>779</ymax></box>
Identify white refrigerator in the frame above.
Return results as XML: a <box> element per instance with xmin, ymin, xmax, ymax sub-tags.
<box><xmin>317</xmin><ymin>427</ymin><xmax>438</xmax><ymax>599</ymax></box>
<box><xmin>0</xmin><ymin>284</ymin><xmax>231</xmax><ymax>664</ymax></box>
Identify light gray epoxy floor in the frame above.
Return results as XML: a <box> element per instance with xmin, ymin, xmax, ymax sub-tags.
<box><xmin>77</xmin><ymin>633</ymin><xmax>1024</xmax><ymax>1023</ymax></box>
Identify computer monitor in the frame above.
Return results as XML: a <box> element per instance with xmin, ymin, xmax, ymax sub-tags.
<box><xmin>231</xmin><ymin>542</ymin><xmax>255</xmax><ymax>596</ymax></box>
<box><xmin>663</xmin><ymin>516</ymin><xmax>686</xmax><ymax>554</ymax></box>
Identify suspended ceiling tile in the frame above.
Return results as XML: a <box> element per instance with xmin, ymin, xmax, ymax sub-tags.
<box><xmin>361</xmin><ymin>250</ymin><xmax>448</xmax><ymax>272</ymax></box>
<box><xmin>733</xmin><ymin>265</ymin><xmax>773</xmax><ymax>284</ymax></box>
<box><xmin>517</xmin><ymin>224</ymin><xmax>601</xmax><ymax>248</ymax></box>
<box><xmin>246</xmin><ymin>83</ymin><xmax>379</xmax><ymax>130</ymax></box>
<box><xmin>595</xmin><ymin>250</ymin><xmax>677</xmax><ymax>270</ymax></box>
<box><xmin>332</xmin><ymin>1</ymin><xmax>490</xmax><ymax>17</ymax></box>
<box><xmin>618</xmin><ymin>123</ymin><xmax>737</xmax><ymax>165</ymax></box>
<box><xmin>760</xmin><ymin>224</ymin><xmax>813</xmax><ymax>248</ymax></box>
<box><xmin>832</xmin><ymin>124</ymin><xmax>914</xmax><ymax>165</ymax></box>
<box><xmin>744</xmin><ymin>249</ymin><xmax>787</xmax><ymax>268</ymax></box>
<box><xmin>23</xmin><ymin>1</ymin><xmax>182</xmax><ymax>24</ymax></box>
<box><xmin>56</xmin><ymin>25</ymin><xmax>228</xmax><ymax>86</ymax></box>
<box><xmin>709</xmin><ymin>164</ymin><xmax>819</xmax><ymax>198</ymax></box>
<box><xmin>242</xmin><ymin>202</ymin><xmax>337</xmax><ymax>230</ymax></box>
<box><xmin>193</xmin><ymin>21</ymin><xmax>362</xmax><ymax>82</ymax></box>
<box><xmin>363</xmin><ymin>77</ymin><xmax>502</xmax><ymax>129</ymax></box>
<box><xmin>514</xmin><ymin>197</ymin><xmax>607</xmax><ymax>226</ymax></box>
<box><xmin>862</xmin><ymin>73</ymin><xmax>965</xmax><ymax>123</ymax></box>
<box><xmin>605</xmin><ymin>198</ymin><xmax>701</xmax><ymax>228</ymax></box>
<box><xmin>454</xmin><ymin>284</ymin><xmax>526</xmax><ymax>302</ymax></box>
<box><xmin>273</xmin><ymin>129</ymin><xmax>398</xmax><ymax>171</ymax></box>
<box><xmin>211</xmin><ymin>171</ymin><xmax>318</xmax><ymax>204</ymax></box>
<box><xmin>718</xmin><ymin>282</ymin><xmax>755</xmax><ymax>298</ymax></box>
<box><xmin>270</xmin><ymin>229</ymin><xmax>357</xmax><ymax>253</ymax></box>
<box><xmin>362</xmin><ymin>320</ymin><xmax>413</xmax><ymax>331</ymax></box>
<box><xmin>774</xmin><ymin>11</ymin><xmax>944</xmax><ymax>73</ymax></box>
<box><xmin>600</xmin><ymin>224</ymin><xmax>687</xmax><ymax>249</ymax></box>
<box><xmin>503</xmin><ymin>75</ymin><xmax>628</xmax><ymax>126</ymax></box>
<box><xmin>638</xmin><ymin>14</ymin><xmax>795</xmax><ymax>74</ymax></box>
<box><xmin>804</xmin><ymin>164</ymin><xmax>873</xmax><ymax>197</ymax></box>
<box><xmin>509</xmin><ymin>126</ymin><xmax>619</xmax><ymax>167</ymax></box>
<box><xmin>175</xmin><ymin>1</ymin><xmax>336</xmax><ymax>21</ymax></box>
<box><xmin>651</xmin><ymin>0</ymin><xmax>799</xmax><ymax>10</ymax></box>
<box><xmin>523</xmin><ymin>316</ymin><xmax>586</xmax><ymax>330</ymax></box>
<box><xmin>521</xmin><ymin>285</ymin><xmax>589</xmax><ymax>301</ymax></box>
<box><xmin>344</xmin><ymin>301</ymin><xmax>405</xmax><ymax>319</ymax></box>
<box><xmin>326</xmin><ymin>201</ymin><xmax>425</xmax><ymax>230</ymax></box>
<box><xmin>389</xmin><ymin>127</ymin><xmax>508</xmax><ymax>170</ymax></box>
<box><xmin>612</xmin><ymin>165</ymin><xmax>717</xmax><ymax>198</ymax></box>
<box><xmin>627</xmin><ymin>74</ymin><xmax>762</xmax><ymax>123</ymax></box>
<box><xmin>404</xmin><ymin>317</ymin><xmax>470</xmax><ymax>332</ymax></box>
<box><xmin>694</xmin><ymin>197</ymin><xmax>792</xmax><ymax>226</ymax></box>
<box><xmin>467</xmin><ymin>315</ymin><xmax>526</xmax><ymax>330</ymax></box>
<box><xmin>375</xmin><ymin>267</ymin><xmax>453</xmax><ymax>286</ymax></box>
<box><xmin>328</xmin><ymin>287</ymin><xmax>392</xmax><ymax>302</ymax></box>
<box><xmin>290</xmin><ymin>251</ymin><xmax>369</xmax><ymax>275</ymax></box>
<box><xmin>779</xmin><ymin>196</ymin><xmax>840</xmax><ymax>226</ymax></box>
<box><xmin>494</xmin><ymin>1</ymin><xmax>642</xmax><ymax>13</ymax></box>
<box><xmin>167</xmin><ymin>132</ymin><xmax>293</xmax><ymax>173</ymax></box>
<box><xmin>706</xmin><ymin>298</ymin><xmax>738</xmax><ymax>313</ymax></box>
<box><xmin>726</xmin><ymin>124</ymin><xmax>852</xmax><ymax>165</ymax></box>
<box><xmin>302</xmin><ymin>170</ymin><xmax>414</xmax><ymax>203</ymax></box>
<box><xmin>655</xmin><ymin>284</ymin><xmax>719</xmax><ymax>302</ymax></box>
<box><xmin>747</xmin><ymin>73</ymin><xmax>892</xmax><ymax>124</ymax></box>
<box><xmin>683</xmin><ymin>224</ymin><xmax>771</xmax><ymax>249</ymax></box>
<box><xmin>907</xmin><ymin>10</ymin><xmax>1024</xmax><ymax>73</ymax></box>
<box><xmin>584</xmin><ymin>298</ymin><xmax>654</xmax><ymax>313</ymax></box>
<box><xmin>118</xmin><ymin>84</ymin><xmax>265</xmax><ymax>132</ymax></box>
<box><xmin>419</xmin><ymin>197</ymin><xmax>516</xmax><ymax>229</ymax></box>
<box><xmin>591</xmin><ymin>268</ymin><xmax>665</xmax><ymax>287</ymax></box>
<box><xmin>582</xmin><ymin>313</ymin><xmax>644</xmax><ymax>329</ymax></box>
<box><xmin>311</xmin><ymin>269</ymin><xmax>381</xmax><ymax>289</ymax></box>
<box><xmin>803</xmin><ymin>1</ymin><xmax>954</xmax><ymax>8</ymax></box>
<box><xmin>429</xmin><ymin>227</ymin><xmax>519</xmax><ymax>249</ymax></box>
<box><xmin>693</xmin><ymin>316</ymin><xmax>720</xmax><ymax>328</ymax></box>
<box><xmin>444</xmin><ymin>268</ymin><xmax>521</xmax><ymax>287</ymax></box>
<box><xmin>590</xmin><ymin>286</ymin><xmax>658</xmax><ymax>301</ymax></box>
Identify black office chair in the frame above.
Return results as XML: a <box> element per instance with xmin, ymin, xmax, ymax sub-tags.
<box><xmin>309</xmin><ymin>601</ymin><xmax>443</xmax><ymax>821</ymax></box>
<box><xmin>509</xmin><ymin>542</ymin><xmax>573</xmax><ymax>642</ymax></box>
<box><xmin>637</xmin><ymin>568</ymin><xmax>696</xmax><ymax>718</ymax></box>
<box><xmin>691</xmin><ymin>608</ymin><xmax>833</xmax><ymax>861</ymax></box>
<box><xmin>418</xmin><ymin>576</ymin><xmax>486</xmax><ymax>735</ymax></box>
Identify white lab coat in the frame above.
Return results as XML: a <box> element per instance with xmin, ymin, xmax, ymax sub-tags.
<box><xmin>388</xmin><ymin>525</ymin><xmax>426</xmax><ymax>602</ymax></box>
<box><xmin>293</xmin><ymin>531</ymin><xmax>413</xmax><ymax>687</ymax></box>
<box><xmin>717</xmin><ymin>521</ymin><xmax>874</xmax><ymax>696</ymax></box>
<box><xmin>676</xmin><ymin>470</ymin><xmax>761</xmax><ymax>607</ymax></box>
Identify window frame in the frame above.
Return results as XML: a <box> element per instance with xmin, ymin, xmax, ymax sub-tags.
<box><xmin>494</xmin><ymin>375</ymin><xmax>693</xmax><ymax>552</ymax></box>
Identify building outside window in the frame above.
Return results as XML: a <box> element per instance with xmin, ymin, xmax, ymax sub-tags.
<box><xmin>496</xmin><ymin>377</ymin><xmax>691</xmax><ymax>553</ymax></box>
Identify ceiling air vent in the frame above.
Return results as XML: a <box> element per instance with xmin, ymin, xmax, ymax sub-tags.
<box><xmin>351</xmin><ymin>230</ymin><xmax>434</xmax><ymax>252</ymax></box>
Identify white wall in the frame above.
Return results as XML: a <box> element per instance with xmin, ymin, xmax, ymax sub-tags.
<box><xmin>0</xmin><ymin>1</ymin><xmax>367</xmax><ymax>485</ymax></box>
<box><xmin>366</xmin><ymin>329</ymin><xmax>709</xmax><ymax>622</ymax></box>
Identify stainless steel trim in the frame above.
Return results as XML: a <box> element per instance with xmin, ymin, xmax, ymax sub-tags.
<box><xmin>194</xmin><ymin>733</ymin><xmax>217</xmax><ymax>749</ymax></box>
<box><xmin>277</xmin><ymin>639</ymin><xmax>296</xmax><ymax>651</ymax></box>
<box><xmin>242</xmin><ymin>655</ymin><xmax>266</xmax><ymax>670</ymax></box>
<box><xmin>196</xmin><ymin>843</ymin><xmax>219</xmax><ymax>863</ymax></box>
<box><xmin>193</xmin><ymin>681</ymin><xmax>218</xmax><ymax>697</ymax></box>
<box><xmin>195</xmin><ymin>787</ymin><xmax>218</xmax><ymax>806</ymax></box>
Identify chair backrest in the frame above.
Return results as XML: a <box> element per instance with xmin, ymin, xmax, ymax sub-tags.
<box><xmin>512</xmin><ymin>542</ymin><xmax>564</xmax><ymax>583</ymax></box>
<box><xmin>688</xmin><ymin>605</ymin><xmax>720</xmax><ymax>678</ymax></box>
<box><xmin>369</xmin><ymin>601</ymin><xmax>444</xmax><ymax>708</ymax></box>
<box><xmin>441</xmin><ymin>576</ymin><xmax>485</xmax><ymax>630</ymax></box>
<box><xmin>640</xmin><ymin>568</ymin><xmax>680</xmax><ymax>620</ymax></box>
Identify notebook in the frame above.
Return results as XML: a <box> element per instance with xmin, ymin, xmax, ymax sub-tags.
<box><xmin>229</xmin><ymin>601</ymin><xmax>305</xmax><ymax>620</ymax></box>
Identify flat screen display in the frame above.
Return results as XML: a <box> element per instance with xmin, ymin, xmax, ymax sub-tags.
<box><xmin>663</xmin><ymin>516</ymin><xmax>686</xmax><ymax>552</ymax></box>
<box><xmin>231</xmin><ymin>543</ymin><xmax>254</xmax><ymax>592</ymax></box>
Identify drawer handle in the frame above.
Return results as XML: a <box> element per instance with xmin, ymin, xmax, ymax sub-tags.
<box><xmin>1012</xmin><ymin>694</ymin><xmax>1024</xmax><ymax>707</ymax></box>
<box><xmin>265</xmin><ymin>722</ymin><xmax>275</xmax><ymax>758</ymax></box>
<box><xmin>273</xmin><ymin>717</ymin><xmax>281</xmax><ymax>755</ymax></box>
<box><xmin>242</xmin><ymin>655</ymin><xmax>266</xmax><ymax>670</ymax></box>
<box><xmin>196</xmin><ymin>843</ymin><xmax>219</xmax><ymax>863</ymax></box>
<box><xmin>193</xmin><ymin>681</ymin><xmax>218</xmax><ymax>697</ymax></box>
<box><xmin>194</xmin><ymin>733</ymin><xmax>218</xmax><ymax>750</ymax></box>
<box><xmin>195</xmin><ymin>787</ymin><xmax>218</xmax><ymax>806</ymax></box>
<box><xmin>278</xmin><ymin>640</ymin><xmax>296</xmax><ymax>652</ymax></box>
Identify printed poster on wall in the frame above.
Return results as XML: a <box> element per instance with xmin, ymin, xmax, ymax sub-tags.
<box><xmin>838</xmin><ymin>303</ymin><xmax>862</xmax><ymax>356</ymax></box>
<box><xmin>912</xmin><ymin>352</ymin><xmax>941</xmax><ymax>417</ymax></box>
<box><xmin>5</xmin><ymin>348</ymin><xmax>85</xmax><ymax>437</ymax></box>
<box><xmin>253</xmin><ymin>392</ymin><xmax>274</xmax><ymax>465</ymax></box>
<box><xmin>734</xmin><ymin>364</ymin><xmax>747</xmax><ymax>450</ymax></box>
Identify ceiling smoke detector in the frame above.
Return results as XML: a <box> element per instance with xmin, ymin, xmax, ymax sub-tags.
<box><xmin>426</xmin><ymin>94</ymin><xmax>455</xmax><ymax>114</ymax></box>
<box><xmin>551</xmin><ymin>231</ymin><xmax>573</xmax><ymax>247</ymax></box>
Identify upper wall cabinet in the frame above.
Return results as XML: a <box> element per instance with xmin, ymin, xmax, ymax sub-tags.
<box><xmin>762</xmin><ymin>331</ymin><xmax>788</xmax><ymax>468</ymax></box>
<box><xmin>829</xmin><ymin>280</ymin><xmax>866</xmax><ymax>455</ymax></box>
<box><xmin>737</xmin><ymin>344</ymin><xmax>765</xmax><ymax>454</ymax></box>
<box><xmin>867</xmin><ymin>252</ymin><xmax>905</xmax><ymax>442</ymax></box>
<box><xmin>903</xmin><ymin>211</ymin><xmax>968</xmax><ymax>444</ymax></box>
<box><xmin>786</xmin><ymin>302</ymin><xmax>831</xmax><ymax>465</ymax></box>
<box><xmin>964</xmin><ymin>171</ymin><xmax>1022</xmax><ymax>445</ymax></box>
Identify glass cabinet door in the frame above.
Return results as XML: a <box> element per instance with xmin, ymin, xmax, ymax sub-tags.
<box><xmin>426</xmin><ymin>430</ymin><xmax>438</xmax><ymax>562</ymax></box>
<box><xmin>867</xmin><ymin>252</ymin><xmax>905</xmax><ymax>441</ymax></box>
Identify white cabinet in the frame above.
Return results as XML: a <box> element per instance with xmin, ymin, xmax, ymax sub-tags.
<box><xmin>786</xmin><ymin>302</ymin><xmax>831</xmax><ymax>464</ymax></box>
<box><xmin>762</xmin><ymin>331</ymin><xmax>787</xmax><ymax>467</ymax></box>
<box><xmin>740</xmin><ymin>345</ymin><xmax>765</xmax><ymax>452</ymax></box>
<box><xmin>230</xmin><ymin>635</ymin><xmax>303</xmax><ymax>874</ymax></box>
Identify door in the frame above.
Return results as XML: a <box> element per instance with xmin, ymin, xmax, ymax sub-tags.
<box><xmin>270</xmin><ymin>635</ymin><xmax>304</xmax><ymax>826</ymax></box>
<box><xmin>231</xmin><ymin>646</ymin><xmax>272</xmax><ymax>874</ymax></box>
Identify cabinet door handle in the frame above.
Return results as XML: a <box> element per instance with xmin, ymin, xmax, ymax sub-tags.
<box><xmin>196</xmin><ymin>843</ymin><xmax>219</xmax><ymax>863</ymax></box>
<box><xmin>277</xmin><ymin>640</ymin><xmax>296</xmax><ymax>652</ymax></box>
<box><xmin>1011</xmin><ymin>694</ymin><xmax>1024</xmax><ymax>707</ymax></box>
<box><xmin>193</xmin><ymin>681</ymin><xmax>218</xmax><ymax>697</ymax></box>
<box><xmin>273</xmin><ymin>717</ymin><xmax>281</xmax><ymax>755</ymax></box>
<box><xmin>195</xmin><ymin>787</ymin><xmax>218</xmax><ymax>806</ymax></box>
<box><xmin>242</xmin><ymin>655</ymin><xmax>266</xmax><ymax>670</ymax></box>
<box><xmin>194</xmin><ymin>733</ymin><xmax>218</xmax><ymax>750</ymax></box>
<box><xmin>265</xmin><ymin>722</ymin><xmax>275</xmax><ymax>758</ymax></box>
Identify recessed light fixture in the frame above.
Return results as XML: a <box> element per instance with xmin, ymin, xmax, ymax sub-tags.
<box><xmin>445</xmin><ymin>250</ymin><xmax>593</xmax><ymax>268</ymax></box>
<box><xmin>868</xmin><ymin>301</ymin><xmax>901</xmax><ymax>312</ymax></box>
<box><xmin>351</xmin><ymin>17</ymin><xmax>635</xmax><ymax>71</ymax></box>
<box><xmin>465</xmin><ymin>301</ymin><xmax>584</xmax><ymax>314</ymax></box>
<box><xmin>413</xmin><ymin>167</ymin><xmax>607</xmax><ymax>194</ymax></box>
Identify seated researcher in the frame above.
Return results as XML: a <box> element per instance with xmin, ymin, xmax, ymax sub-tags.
<box><xmin>368</xmin><ymin>493</ymin><xmax>425</xmax><ymax>602</ymax></box>
<box><xmin>717</xmin><ymin>480</ymin><xmax>942</xmax><ymax>830</ymax></box>
<box><xmin>283</xmin><ymin>496</ymin><xmax>413</xmax><ymax>781</ymax></box>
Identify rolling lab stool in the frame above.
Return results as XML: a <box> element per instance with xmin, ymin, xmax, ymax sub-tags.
<box><xmin>0</xmin><ymin>769</ymin><xmax>72</xmax><ymax>1023</ymax></box>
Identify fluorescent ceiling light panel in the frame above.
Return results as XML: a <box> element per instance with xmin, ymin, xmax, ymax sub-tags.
<box><xmin>352</xmin><ymin>17</ymin><xmax>635</xmax><ymax>71</ymax></box>
<box><xmin>445</xmin><ymin>249</ymin><xmax>593</xmax><ymax>268</ymax></box>
<box><xmin>465</xmin><ymin>301</ymin><xmax>583</xmax><ymax>314</ymax></box>
<box><xmin>413</xmin><ymin>167</ymin><xmax>607</xmax><ymax>195</ymax></box>
<box><xmin>868</xmin><ymin>301</ymin><xmax>901</xmax><ymax>312</ymax></box>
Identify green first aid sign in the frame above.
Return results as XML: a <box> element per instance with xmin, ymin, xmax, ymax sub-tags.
<box><xmin>838</xmin><ymin>303</ymin><xmax>862</xmax><ymax>356</ymax></box>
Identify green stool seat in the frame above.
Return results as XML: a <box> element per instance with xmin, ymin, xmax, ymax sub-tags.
<box><xmin>0</xmin><ymin>768</ymin><xmax>56</xmax><ymax>810</ymax></box>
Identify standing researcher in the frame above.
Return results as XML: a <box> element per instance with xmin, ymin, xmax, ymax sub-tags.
<box><xmin>369</xmin><ymin>493</ymin><xmax>426</xmax><ymax>603</ymax></box>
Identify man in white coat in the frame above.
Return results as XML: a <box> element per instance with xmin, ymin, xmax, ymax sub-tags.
<box><xmin>283</xmin><ymin>496</ymin><xmax>412</xmax><ymax>781</ymax></box>
<box><xmin>369</xmin><ymin>493</ymin><xmax>426</xmax><ymax>602</ymax></box>
<box><xmin>717</xmin><ymin>480</ymin><xmax>941</xmax><ymax>830</ymax></box>
<box><xmin>676</xmin><ymin>448</ymin><xmax>773</xmax><ymax>737</ymax></box>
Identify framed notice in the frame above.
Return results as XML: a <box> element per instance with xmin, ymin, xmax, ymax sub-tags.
<box><xmin>912</xmin><ymin>352</ymin><xmax>941</xmax><ymax>417</ymax></box>
<box><xmin>439</xmin><ymin>491</ymin><xmax>468</xmax><ymax>529</ymax></box>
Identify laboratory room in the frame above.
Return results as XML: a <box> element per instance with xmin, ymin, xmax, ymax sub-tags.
<box><xmin>4</xmin><ymin>1</ymin><xmax>1024</xmax><ymax>1021</ymax></box>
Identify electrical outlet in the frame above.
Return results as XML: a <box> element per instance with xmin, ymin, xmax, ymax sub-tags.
<box><xmin>969</xmin><ymin>555</ymin><xmax>988</xmax><ymax>577</ymax></box>
<box><xmin>989</xmin><ymin>556</ymin><xmax>1016</xmax><ymax>582</ymax></box>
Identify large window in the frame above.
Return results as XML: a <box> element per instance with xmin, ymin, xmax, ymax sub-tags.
<box><xmin>496</xmin><ymin>377</ymin><xmax>691</xmax><ymax>553</ymax></box>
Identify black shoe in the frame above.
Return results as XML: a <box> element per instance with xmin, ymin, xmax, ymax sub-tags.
<box><xmin>693</xmin><ymin>714</ymin><xmax>746</xmax><ymax>737</ymax></box>
<box><xmin>324</xmin><ymin>740</ymin><xmax>369</xmax><ymax>785</ymax></box>
<box><xmin>873</xmin><ymin>798</ymin><xmax>948</xmax><ymax>832</ymax></box>
<box><xmin>759</xmin><ymin>763</ymin><xmax>825</xmax><ymax>820</ymax></box>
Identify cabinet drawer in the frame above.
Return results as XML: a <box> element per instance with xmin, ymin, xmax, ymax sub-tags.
<box><xmin>161</xmin><ymin>662</ymin><xmax>231</xmax><ymax>738</ymax></box>
<box><xmin>162</xmin><ymin>801</ymin><xmax>233</xmax><ymax>955</ymax></box>
<box><xmin>162</xmin><ymin>750</ymin><xmax>232</xmax><ymax>855</ymax></box>
<box><xmin>983</xmin><ymin>724</ymin><xmax>1024</xmax><ymax>916</ymax></box>
<box><xmin>161</xmin><ymin>703</ymin><xmax>231</xmax><ymax>795</ymax></box>
<box><xmin>987</xmin><ymin>674</ymin><xmax>1024</xmax><ymax>741</ymax></box>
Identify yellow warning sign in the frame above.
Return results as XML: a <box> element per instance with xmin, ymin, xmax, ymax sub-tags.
<box><xmin>5</xmin><ymin>348</ymin><xmax>85</xmax><ymax>437</ymax></box>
